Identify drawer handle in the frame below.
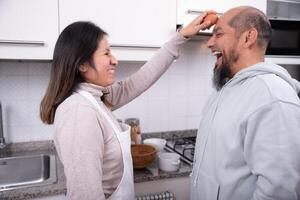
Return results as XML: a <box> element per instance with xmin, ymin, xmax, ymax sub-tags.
<box><xmin>0</xmin><ymin>39</ymin><xmax>45</xmax><ymax>46</ymax></box>
<box><xmin>111</xmin><ymin>44</ymin><xmax>160</xmax><ymax>49</ymax></box>
<box><xmin>186</xmin><ymin>9</ymin><xmax>222</xmax><ymax>16</ymax></box>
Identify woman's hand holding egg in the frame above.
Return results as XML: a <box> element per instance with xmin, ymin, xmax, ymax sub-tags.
<box><xmin>180</xmin><ymin>10</ymin><xmax>218</xmax><ymax>38</ymax></box>
<box><xmin>203</xmin><ymin>13</ymin><xmax>218</xmax><ymax>28</ymax></box>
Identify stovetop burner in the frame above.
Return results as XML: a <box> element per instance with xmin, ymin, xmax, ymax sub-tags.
<box><xmin>164</xmin><ymin>136</ymin><xmax>196</xmax><ymax>166</ymax></box>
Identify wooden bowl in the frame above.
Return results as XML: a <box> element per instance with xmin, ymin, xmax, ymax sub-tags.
<box><xmin>131</xmin><ymin>144</ymin><xmax>156</xmax><ymax>169</ymax></box>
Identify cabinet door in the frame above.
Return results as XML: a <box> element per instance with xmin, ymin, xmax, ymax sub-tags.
<box><xmin>59</xmin><ymin>0</ymin><xmax>176</xmax><ymax>47</ymax></box>
<box><xmin>178</xmin><ymin>0</ymin><xmax>267</xmax><ymax>27</ymax></box>
<box><xmin>0</xmin><ymin>0</ymin><xmax>59</xmax><ymax>60</ymax></box>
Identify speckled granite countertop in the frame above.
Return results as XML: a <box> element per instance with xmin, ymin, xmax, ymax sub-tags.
<box><xmin>0</xmin><ymin>129</ymin><xmax>196</xmax><ymax>200</ymax></box>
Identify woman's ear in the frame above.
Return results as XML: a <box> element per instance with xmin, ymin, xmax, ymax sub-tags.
<box><xmin>79</xmin><ymin>63</ymin><xmax>88</xmax><ymax>73</ymax></box>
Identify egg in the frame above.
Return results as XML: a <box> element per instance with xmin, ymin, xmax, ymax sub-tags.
<box><xmin>204</xmin><ymin>13</ymin><xmax>218</xmax><ymax>27</ymax></box>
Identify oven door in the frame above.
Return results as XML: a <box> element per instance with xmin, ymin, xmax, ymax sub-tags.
<box><xmin>266</xmin><ymin>19</ymin><xmax>300</xmax><ymax>57</ymax></box>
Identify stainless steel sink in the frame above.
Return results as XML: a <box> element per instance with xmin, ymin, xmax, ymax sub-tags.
<box><xmin>0</xmin><ymin>154</ymin><xmax>57</xmax><ymax>191</ymax></box>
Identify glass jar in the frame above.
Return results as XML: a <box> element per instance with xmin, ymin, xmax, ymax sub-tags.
<box><xmin>125</xmin><ymin>118</ymin><xmax>141</xmax><ymax>144</ymax></box>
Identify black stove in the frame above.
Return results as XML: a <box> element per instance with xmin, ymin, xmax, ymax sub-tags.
<box><xmin>164</xmin><ymin>136</ymin><xmax>196</xmax><ymax>166</ymax></box>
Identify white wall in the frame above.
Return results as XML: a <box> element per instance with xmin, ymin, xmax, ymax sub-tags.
<box><xmin>0</xmin><ymin>39</ymin><xmax>216</xmax><ymax>143</ymax></box>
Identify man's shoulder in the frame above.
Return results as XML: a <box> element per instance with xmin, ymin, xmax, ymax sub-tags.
<box><xmin>254</xmin><ymin>73</ymin><xmax>299</xmax><ymax>104</ymax></box>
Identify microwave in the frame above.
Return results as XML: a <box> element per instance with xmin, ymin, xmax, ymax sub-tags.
<box><xmin>266</xmin><ymin>19</ymin><xmax>300</xmax><ymax>57</ymax></box>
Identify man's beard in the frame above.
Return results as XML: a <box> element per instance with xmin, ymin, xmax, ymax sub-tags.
<box><xmin>213</xmin><ymin>61</ymin><xmax>230</xmax><ymax>91</ymax></box>
<box><xmin>212</xmin><ymin>49</ymin><xmax>239</xmax><ymax>91</ymax></box>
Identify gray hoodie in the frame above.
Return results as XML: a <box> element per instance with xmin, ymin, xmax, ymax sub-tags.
<box><xmin>231</xmin><ymin>62</ymin><xmax>300</xmax><ymax>95</ymax></box>
<box><xmin>191</xmin><ymin>62</ymin><xmax>300</xmax><ymax>200</ymax></box>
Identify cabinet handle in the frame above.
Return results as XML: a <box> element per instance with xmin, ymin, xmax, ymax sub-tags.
<box><xmin>111</xmin><ymin>44</ymin><xmax>160</xmax><ymax>49</ymax></box>
<box><xmin>186</xmin><ymin>9</ymin><xmax>223</xmax><ymax>16</ymax></box>
<box><xmin>0</xmin><ymin>40</ymin><xmax>45</xmax><ymax>46</ymax></box>
<box><xmin>270</xmin><ymin>0</ymin><xmax>300</xmax><ymax>4</ymax></box>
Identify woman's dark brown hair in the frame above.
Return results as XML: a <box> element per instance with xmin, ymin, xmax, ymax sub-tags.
<box><xmin>40</xmin><ymin>21</ymin><xmax>107</xmax><ymax>124</ymax></box>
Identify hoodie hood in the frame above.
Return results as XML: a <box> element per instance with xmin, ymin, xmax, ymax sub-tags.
<box><xmin>227</xmin><ymin>62</ymin><xmax>300</xmax><ymax>94</ymax></box>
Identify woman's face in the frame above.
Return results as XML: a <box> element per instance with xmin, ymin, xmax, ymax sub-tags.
<box><xmin>80</xmin><ymin>36</ymin><xmax>118</xmax><ymax>87</ymax></box>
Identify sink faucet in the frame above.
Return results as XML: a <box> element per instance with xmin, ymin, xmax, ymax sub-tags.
<box><xmin>0</xmin><ymin>102</ymin><xmax>6</xmax><ymax>154</ymax></box>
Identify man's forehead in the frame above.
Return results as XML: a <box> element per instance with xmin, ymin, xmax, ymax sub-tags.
<box><xmin>213</xmin><ymin>8</ymin><xmax>243</xmax><ymax>31</ymax></box>
<box><xmin>213</xmin><ymin>16</ymin><xmax>230</xmax><ymax>32</ymax></box>
<box><xmin>219</xmin><ymin>7</ymin><xmax>244</xmax><ymax>23</ymax></box>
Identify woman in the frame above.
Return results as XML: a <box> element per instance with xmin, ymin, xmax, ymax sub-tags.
<box><xmin>40</xmin><ymin>11</ymin><xmax>213</xmax><ymax>200</ymax></box>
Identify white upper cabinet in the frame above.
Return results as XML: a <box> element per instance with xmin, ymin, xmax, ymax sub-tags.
<box><xmin>0</xmin><ymin>0</ymin><xmax>59</xmax><ymax>60</ymax></box>
<box><xmin>177</xmin><ymin>0</ymin><xmax>267</xmax><ymax>31</ymax></box>
<box><xmin>59</xmin><ymin>0</ymin><xmax>176</xmax><ymax>60</ymax></box>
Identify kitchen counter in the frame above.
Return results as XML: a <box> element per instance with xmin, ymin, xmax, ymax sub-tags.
<box><xmin>134</xmin><ymin>154</ymin><xmax>192</xmax><ymax>183</ymax></box>
<box><xmin>0</xmin><ymin>129</ymin><xmax>196</xmax><ymax>200</ymax></box>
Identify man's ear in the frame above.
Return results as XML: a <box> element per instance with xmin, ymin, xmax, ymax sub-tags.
<box><xmin>79</xmin><ymin>63</ymin><xmax>88</xmax><ymax>73</ymax></box>
<box><xmin>243</xmin><ymin>28</ymin><xmax>258</xmax><ymax>48</ymax></box>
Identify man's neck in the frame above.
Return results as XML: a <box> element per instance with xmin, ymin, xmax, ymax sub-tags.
<box><xmin>231</xmin><ymin>54</ymin><xmax>264</xmax><ymax>76</ymax></box>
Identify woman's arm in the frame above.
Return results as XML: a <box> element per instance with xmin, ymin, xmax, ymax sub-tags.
<box><xmin>105</xmin><ymin>32</ymin><xmax>187</xmax><ymax>110</ymax></box>
<box><xmin>54</xmin><ymin>104</ymin><xmax>106</xmax><ymax>199</ymax></box>
<box><xmin>104</xmin><ymin>12</ymin><xmax>214</xmax><ymax>110</ymax></box>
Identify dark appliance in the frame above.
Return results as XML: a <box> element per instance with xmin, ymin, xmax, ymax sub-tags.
<box><xmin>266</xmin><ymin>0</ymin><xmax>300</xmax><ymax>57</ymax></box>
<box><xmin>266</xmin><ymin>19</ymin><xmax>300</xmax><ymax>56</ymax></box>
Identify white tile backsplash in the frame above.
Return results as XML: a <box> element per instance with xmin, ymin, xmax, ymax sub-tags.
<box><xmin>145</xmin><ymin>75</ymin><xmax>169</xmax><ymax>99</ymax></box>
<box><xmin>0</xmin><ymin>75</ymin><xmax>29</xmax><ymax>100</ymax></box>
<box><xmin>168</xmin><ymin>116</ymin><xmax>188</xmax><ymax>130</ymax></box>
<box><xmin>28</xmin><ymin>76</ymin><xmax>50</xmax><ymax>100</ymax></box>
<box><xmin>6</xmin><ymin>100</ymin><xmax>32</xmax><ymax>126</ymax></box>
<box><xmin>168</xmin><ymin>97</ymin><xmax>188</xmax><ymax>117</ymax></box>
<box><xmin>27</xmin><ymin>62</ymin><xmax>52</xmax><ymax>76</ymax></box>
<box><xmin>169</xmin><ymin>74</ymin><xmax>188</xmax><ymax>96</ymax></box>
<box><xmin>0</xmin><ymin>40</ymin><xmax>215</xmax><ymax>142</ymax></box>
<box><xmin>146</xmin><ymin>98</ymin><xmax>169</xmax><ymax>118</ymax></box>
<box><xmin>187</xmin><ymin>95</ymin><xmax>208</xmax><ymax>117</ymax></box>
<box><xmin>142</xmin><ymin>117</ymin><xmax>169</xmax><ymax>133</ymax></box>
<box><xmin>0</xmin><ymin>61</ymin><xmax>29</xmax><ymax>76</ymax></box>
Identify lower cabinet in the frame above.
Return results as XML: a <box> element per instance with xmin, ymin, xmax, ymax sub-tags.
<box><xmin>33</xmin><ymin>176</ymin><xmax>190</xmax><ymax>200</ymax></box>
<box><xmin>135</xmin><ymin>176</ymin><xmax>190</xmax><ymax>200</ymax></box>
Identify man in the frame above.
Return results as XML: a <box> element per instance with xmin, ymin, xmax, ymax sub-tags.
<box><xmin>190</xmin><ymin>6</ymin><xmax>300</xmax><ymax>200</ymax></box>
